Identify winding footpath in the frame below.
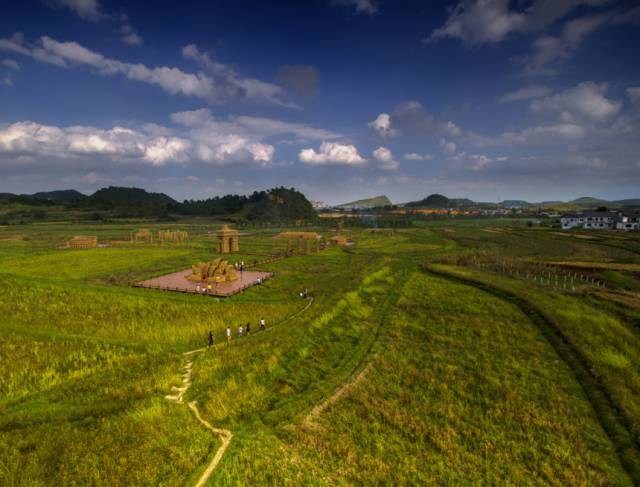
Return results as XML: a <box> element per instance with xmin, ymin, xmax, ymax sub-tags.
<box><xmin>165</xmin><ymin>297</ymin><xmax>314</xmax><ymax>486</ymax></box>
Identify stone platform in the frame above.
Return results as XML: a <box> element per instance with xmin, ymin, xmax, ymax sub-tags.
<box><xmin>134</xmin><ymin>269</ymin><xmax>272</xmax><ymax>297</ymax></box>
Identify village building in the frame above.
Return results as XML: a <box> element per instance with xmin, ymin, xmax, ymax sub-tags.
<box><xmin>560</xmin><ymin>211</ymin><xmax>619</xmax><ymax>230</ymax></box>
<box><xmin>616</xmin><ymin>211</ymin><xmax>640</xmax><ymax>231</ymax></box>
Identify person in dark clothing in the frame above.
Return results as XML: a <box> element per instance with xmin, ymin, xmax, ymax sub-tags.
<box><xmin>208</xmin><ymin>330</ymin><xmax>214</xmax><ymax>348</ymax></box>
<box><xmin>246</xmin><ymin>322</ymin><xmax>251</xmax><ymax>335</ymax></box>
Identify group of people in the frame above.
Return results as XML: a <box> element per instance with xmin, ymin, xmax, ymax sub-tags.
<box><xmin>207</xmin><ymin>317</ymin><xmax>267</xmax><ymax>347</ymax></box>
<box><xmin>195</xmin><ymin>282</ymin><xmax>215</xmax><ymax>294</ymax></box>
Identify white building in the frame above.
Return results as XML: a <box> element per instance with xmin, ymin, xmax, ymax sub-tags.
<box><xmin>616</xmin><ymin>212</ymin><xmax>640</xmax><ymax>231</ymax></box>
<box><xmin>560</xmin><ymin>211</ymin><xmax>618</xmax><ymax>230</ymax></box>
<box><xmin>310</xmin><ymin>200</ymin><xmax>329</xmax><ymax>210</ymax></box>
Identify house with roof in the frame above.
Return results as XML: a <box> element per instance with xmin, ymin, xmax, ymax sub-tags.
<box><xmin>616</xmin><ymin>211</ymin><xmax>640</xmax><ymax>231</ymax></box>
<box><xmin>560</xmin><ymin>211</ymin><xmax>619</xmax><ymax>230</ymax></box>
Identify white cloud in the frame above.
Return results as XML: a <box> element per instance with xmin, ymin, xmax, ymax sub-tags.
<box><xmin>44</xmin><ymin>0</ymin><xmax>104</xmax><ymax>21</ymax></box>
<box><xmin>0</xmin><ymin>108</ymin><xmax>340</xmax><ymax>169</ymax></box>
<box><xmin>373</xmin><ymin>146</ymin><xmax>399</xmax><ymax>171</ymax></box>
<box><xmin>429</xmin><ymin>0</ymin><xmax>611</xmax><ymax>47</ymax></box>
<box><xmin>332</xmin><ymin>0</ymin><xmax>379</xmax><ymax>15</ymax></box>
<box><xmin>368</xmin><ymin>113</ymin><xmax>397</xmax><ymax>137</ymax></box>
<box><xmin>1</xmin><ymin>59</ymin><xmax>20</xmax><ymax>70</ymax></box>
<box><xmin>443</xmin><ymin>121</ymin><xmax>462</xmax><ymax>136</ymax></box>
<box><xmin>0</xmin><ymin>121</ymin><xmax>189</xmax><ymax>166</ymax></box>
<box><xmin>439</xmin><ymin>138</ymin><xmax>457</xmax><ymax>155</ymax></box>
<box><xmin>403</xmin><ymin>152</ymin><xmax>433</xmax><ymax>161</ymax></box>
<box><xmin>498</xmin><ymin>85</ymin><xmax>551</xmax><ymax>103</ymax></box>
<box><xmin>118</xmin><ymin>16</ymin><xmax>143</xmax><ymax>46</ymax></box>
<box><xmin>182</xmin><ymin>44</ymin><xmax>293</xmax><ymax>107</ymax></box>
<box><xmin>63</xmin><ymin>171</ymin><xmax>113</xmax><ymax>184</ymax></box>
<box><xmin>522</xmin><ymin>14</ymin><xmax>611</xmax><ymax>75</ymax></box>
<box><xmin>299</xmin><ymin>142</ymin><xmax>366</xmax><ymax>166</ymax></box>
<box><xmin>530</xmin><ymin>82</ymin><xmax>621</xmax><ymax>123</ymax></box>
<box><xmin>0</xmin><ymin>35</ymin><xmax>292</xmax><ymax>107</ymax></box>
<box><xmin>627</xmin><ymin>87</ymin><xmax>640</xmax><ymax>106</ymax></box>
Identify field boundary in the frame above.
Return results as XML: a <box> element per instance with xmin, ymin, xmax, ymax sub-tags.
<box><xmin>165</xmin><ymin>296</ymin><xmax>316</xmax><ymax>485</ymax></box>
<box><xmin>423</xmin><ymin>264</ymin><xmax>640</xmax><ymax>483</ymax></box>
<box><xmin>303</xmin><ymin>362</ymin><xmax>373</xmax><ymax>429</ymax></box>
<box><xmin>293</xmin><ymin>260</ymin><xmax>410</xmax><ymax>429</ymax></box>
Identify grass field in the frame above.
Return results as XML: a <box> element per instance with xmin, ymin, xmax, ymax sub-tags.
<box><xmin>1</xmin><ymin>220</ymin><xmax>639</xmax><ymax>485</ymax></box>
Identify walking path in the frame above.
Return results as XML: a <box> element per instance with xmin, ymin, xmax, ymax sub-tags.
<box><xmin>165</xmin><ymin>296</ymin><xmax>314</xmax><ymax>486</ymax></box>
<box><xmin>303</xmin><ymin>362</ymin><xmax>373</xmax><ymax>429</ymax></box>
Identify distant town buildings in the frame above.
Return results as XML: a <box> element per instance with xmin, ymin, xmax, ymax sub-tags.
<box><xmin>310</xmin><ymin>200</ymin><xmax>329</xmax><ymax>210</ymax></box>
<box><xmin>560</xmin><ymin>211</ymin><xmax>640</xmax><ymax>231</ymax></box>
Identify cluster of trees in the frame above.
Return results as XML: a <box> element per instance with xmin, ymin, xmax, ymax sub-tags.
<box><xmin>1</xmin><ymin>186</ymin><xmax>318</xmax><ymax>222</ymax></box>
<box><xmin>172</xmin><ymin>187</ymin><xmax>316</xmax><ymax>221</ymax></box>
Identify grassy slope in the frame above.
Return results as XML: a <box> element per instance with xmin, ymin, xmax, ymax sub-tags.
<box><xmin>0</xmin><ymin>222</ymin><xmax>638</xmax><ymax>484</ymax></box>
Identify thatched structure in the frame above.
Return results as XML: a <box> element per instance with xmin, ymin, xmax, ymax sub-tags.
<box><xmin>158</xmin><ymin>230</ymin><xmax>188</xmax><ymax>244</ymax></box>
<box><xmin>275</xmin><ymin>231</ymin><xmax>322</xmax><ymax>254</ymax></box>
<box><xmin>216</xmin><ymin>225</ymin><xmax>239</xmax><ymax>253</ymax></box>
<box><xmin>185</xmin><ymin>258</ymin><xmax>238</xmax><ymax>283</ymax></box>
<box><xmin>67</xmin><ymin>235</ymin><xmax>98</xmax><ymax>249</ymax></box>
<box><xmin>131</xmin><ymin>229</ymin><xmax>153</xmax><ymax>244</ymax></box>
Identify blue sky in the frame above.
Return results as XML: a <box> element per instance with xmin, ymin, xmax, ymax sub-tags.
<box><xmin>1</xmin><ymin>0</ymin><xmax>639</xmax><ymax>204</ymax></box>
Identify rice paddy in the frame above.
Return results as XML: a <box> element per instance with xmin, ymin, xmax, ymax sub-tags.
<box><xmin>1</xmin><ymin>220</ymin><xmax>639</xmax><ymax>485</ymax></box>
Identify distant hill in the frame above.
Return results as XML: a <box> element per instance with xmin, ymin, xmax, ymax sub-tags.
<box><xmin>0</xmin><ymin>193</ymin><xmax>16</xmax><ymax>201</ymax></box>
<box><xmin>570</xmin><ymin>197</ymin><xmax>609</xmax><ymax>207</ymax></box>
<box><xmin>406</xmin><ymin>194</ymin><xmax>450</xmax><ymax>208</ymax></box>
<box><xmin>335</xmin><ymin>195</ymin><xmax>392</xmax><ymax>210</ymax></box>
<box><xmin>612</xmin><ymin>199</ymin><xmax>640</xmax><ymax>207</ymax></box>
<box><xmin>173</xmin><ymin>187</ymin><xmax>316</xmax><ymax>221</ymax></box>
<box><xmin>449</xmin><ymin>198</ymin><xmax>476</xmax><ymax>208</ymax></box>
<box><xmin>500</xmin><ymin>200</ymin><xmax>532</xmax><ymax>208</ymax></box>
<box><xmin>31</xmin><ymin>189</ymin><xmax>86</xmax><ymax>202</ymax></box>
<box><xmin>84</xmin><ymin>186</ymin><xmax>176</xmax><ymax>208</ymax></box>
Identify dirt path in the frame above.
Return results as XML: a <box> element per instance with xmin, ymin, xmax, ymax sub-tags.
<box><xmin>303</xmin><ymin>362</ymin><xmax>373</xmax><ymax>429</ymax></box>
<box><xmin>165</xmin><ymin>297</ymin><xmax>315</xmax><ymax>486</ymax></box>
<box><xmin>165</xmin><ymin>347</ymin><xmax>230</xmax><ymax>487</ymax></box>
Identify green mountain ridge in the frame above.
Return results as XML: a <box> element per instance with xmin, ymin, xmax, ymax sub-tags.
<box><xmin>335</xmin><ymin>195</ymin><xmax>392</xmax><ymax>209</ymax></box>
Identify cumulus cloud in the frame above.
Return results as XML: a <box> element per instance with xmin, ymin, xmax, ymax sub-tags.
<box><xmin>439</xmin><ymin>138</ymin><xmax>457</xmax><ymax>155</ymax></box>
<box><xmin>403</xmin><ymin>152</ymin><xmax>433</xmax><ymax>161</ymax></box>
<box><xmin>0</xmin><ymin>121</ymin><xmax>189</xmax><ymax>166</ymax></box>
<box><xmin>331</xmin><ymin>0</ymin><xmax>380</xmax><ymax>15</ymax></box>
<box><xmin>522</xmin><ymin>14</ymin><xmax>611</xmax><ymax>75</ymax></box>
<box><xmin>0</xmin><ymin>35</ymin><xmax>292</xmax><ymax>107</ymax></box>
<box><xmin>452</xmin><ymin>151</ymin><xmax>494</xmax><ymax>171</ymax></box>
<box><xmin>372</xmin><ymin>147</ymin><xmax>399</xmax><ymax>171</ymax></box>
<box><xmin>429</xmin><ymin>0</ymin><xmax>611</xmax><ymax>47</ymax></box>
<box><xmin>299</xmin><ymin>142</ymin><xmax>366</xmax><ymax>166</ymax></box>
<box><xmin>530</xmin><ymin>81</ymin><xmax>621</xmax><ymax>123</ymax></box>
<box><xmin>498</xmin><ymin>85</ymin><xmax>551</xmax><ymax>103</ymax></box>
<box><xmin>277</xmin><ymin>65</ymin><xmax>319</xmax><ymax>97</ymax></box>
<box><xmin>368</xmin><ymin>113</ymin><xmax>397</xmax><ymax>137</ymax></box>
<box><xmin>43</xmin><ymin>0</ymin><xmax>104</xmax><ymax>21</ymax></box>
<box><xmin>1</xmin><ymin>59</ymin><xmax>20</xmax><ymax>70</ymax></box>
<box><xmin>627</xmin><ymin>87</ymin><xmax>640</xmax><ymax>106</ymax></box>
<box><xmin>0</xmin><ymin>109</ymin><xmax>338</xmax><ymax>168</ymax></box>
<box><xmin>119</xmin><ymin>17</ymin><xmax>143</xmax><ymax>46</ymax></box>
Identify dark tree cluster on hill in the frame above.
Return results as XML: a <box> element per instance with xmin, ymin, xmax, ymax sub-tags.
<box><xmin>406</xmin><ymin>193</ymin><xmax>451</xmax><ymax>208</ymax></box>
<box><xmin>245</xmin><ymin>187</ymin><xmax>316</xmax><ymax>221</ymax></box>
<box><xmin>172</xmin><ymin>186</ymin><xmax>316</xmax><ymax>221</ymax></box>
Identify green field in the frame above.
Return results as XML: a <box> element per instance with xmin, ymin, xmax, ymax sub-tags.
<box><xmin>1</xmin><ymin>221</ymin><xmax>639</xmax><ymax>485</ymax></box>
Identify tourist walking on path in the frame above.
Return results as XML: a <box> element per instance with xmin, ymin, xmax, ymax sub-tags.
<box><xmin>238</xmin><ymin>324</ymin><xmax>244</xmax><ymax>337</ymax></box>
<box><xmin>208</xmin><ymin>330</ymin><xmax>214</xmax><ymax>348</ymax></box>
<box><xmin>196</xmin><ymin>282</ymin><xmax>201</xmax><ymax>293</ymax></box>
<box><xmin>226</xmin><ymin>327</ymin><xmax>232</xmax><ymax>344</ymax></box>
<box><xmin>246</xmin><ymin>322</ymin><xmax>251</xmax><ymax>335</ymax></box>
<box><xmin>260</xmin><ymin>317</ymin><xmax>266</xmax><ymax>331</ymax></box>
